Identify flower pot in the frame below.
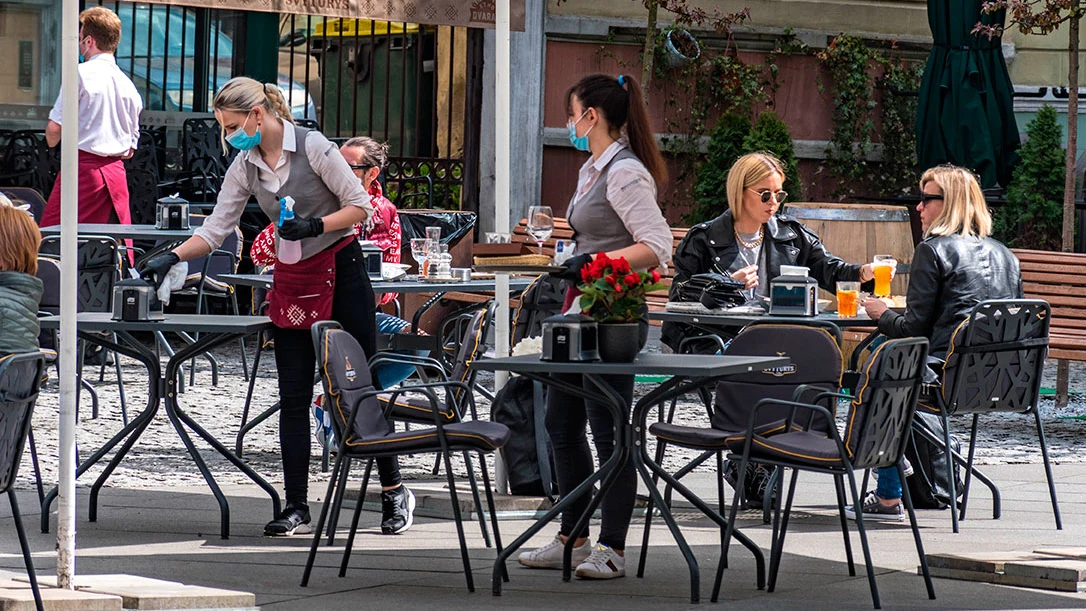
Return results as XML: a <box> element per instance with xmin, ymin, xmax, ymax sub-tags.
<box><xmin>598</xmin><ymin>322</ymin><xmax>645</xmax><ymax>363</ymax></box>
<box><xmin>664</xmin><ymin>28</ymin><xmax>701</xmax><ymax>69</ymax></box>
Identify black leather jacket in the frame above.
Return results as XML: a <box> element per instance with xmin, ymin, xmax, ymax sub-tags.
<box><xmin>877</xmin><ymin>234</ymin><xmax>1022</xmax><ymax>357</ymax></box>
<box><xmin>662</xmin><ymin>210</ymin><xmax>864</xmax><ymax>351</ymax></box>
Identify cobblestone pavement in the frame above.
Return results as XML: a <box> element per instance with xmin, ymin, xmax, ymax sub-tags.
<box><xmin>23</xmin><ymin>336</ymin><xmax>1086</xmax><ymax>491</ymax></box>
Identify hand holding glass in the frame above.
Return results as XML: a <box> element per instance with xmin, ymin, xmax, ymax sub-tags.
<box><xmin>872</xmin><ymin>255</ymin><xmax>896</xmax><ymax>297</ymax></box>
<box><xmin>527</xmin><ymin>206</ymin><xmax>554</xmax><ymax>255</ymax></box>
<box><xmin>836</xmin><ymin>281</ymin><xmax>860</xmax><ymax>317</ymax></box>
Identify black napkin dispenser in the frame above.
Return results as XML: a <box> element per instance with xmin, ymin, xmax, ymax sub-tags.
<box><xmin>541</xmin><ymin>314</ymin><xmax>600</xmax><ymax>362</ymax></box>
<box><xmin>111</xmin><ymin>278</ymin><xmax>165</xmax><ymax>322</ymax></box>
<box><xmin>155</xmin><ymin>195</ymin><xmax>190</xmax><ymax>230</ymax></box>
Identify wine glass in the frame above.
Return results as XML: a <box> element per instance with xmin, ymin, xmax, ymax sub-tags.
<box><xmin>410</xmin><ymin>238</ymin><xmax>429</xmax><ymax>277</ymax></box>
<box><xmin>527</xmin><ymin>206</ymin><xmax>554</xmax><ymax>256</ymax></box>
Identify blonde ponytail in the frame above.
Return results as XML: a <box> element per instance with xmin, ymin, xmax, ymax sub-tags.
<box><xmin>263</xmin><ymin>83</ymin><xmax>296</xmax><ymax>125</ymax></box>
<box><xmin>212</xmin><ymin>76</ymin><xmax>295</xmax><ymax>123</ymax></box>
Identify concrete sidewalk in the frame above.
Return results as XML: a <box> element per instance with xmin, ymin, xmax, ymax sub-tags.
<box><xmin>0</xmin><ymin>462</ymin><xmax>1083</xmax><ymax>610</ymax></box>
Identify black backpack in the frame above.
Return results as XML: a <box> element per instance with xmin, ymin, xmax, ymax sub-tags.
<box><xmin>904</xmin><ymin>411</ymin><xmax>964</xmax><ymax>509</ymax></box>
<box><xmin>491</xmin><ymin>376</ymin><xmax>556</xmax><ymax>498</ymax></box>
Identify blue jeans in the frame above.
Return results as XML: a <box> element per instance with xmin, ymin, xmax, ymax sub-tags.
<box><xmin>876</xmin><ymin>467</ymin><xmax>902</xmax><ymax>501</ymax></box>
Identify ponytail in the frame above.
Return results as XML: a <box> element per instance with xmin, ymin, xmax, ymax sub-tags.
<box><xmin>566</xmin><ymin>73</ymin><xmax>667</xmax><ymax>190</ymax></box>
<box><xmin>263</xmin><ymin>83</ymin><xmax>296</xmax><ymax>125</ymax></box>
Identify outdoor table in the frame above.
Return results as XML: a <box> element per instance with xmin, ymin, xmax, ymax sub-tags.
<box><xmin>472</xmin><ymin>352</ymin><xmax>790</xmax><ymax>602</ymax></box>
<box><xmin>39</xmin><ymin>313</ymin><xmax>279</xmax><ymax>540</ymax></box>
<box><xmin>651</xmin><ymin>310</ymin><xmax>881</xmax><ymax>329</ymax></box>
<box><xmin>39</xmin><ymin>223</ymin><xmax>196</xmax><ymax>242</ymax></box>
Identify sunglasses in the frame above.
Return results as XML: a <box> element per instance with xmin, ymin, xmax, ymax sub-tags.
<box><xmin>747</xmin><ymin>188</ymin><xmax>788</xmax><ymax>204</ymax></box>
<box><xmin>919</xmin><ymin>193</ymin><xmax>944</xmax><ymax>205</ymax></box>
<box><xmin>349</xmin><ymin>164</ymin><xmax>375</xmax><ymax>171</ymax></box>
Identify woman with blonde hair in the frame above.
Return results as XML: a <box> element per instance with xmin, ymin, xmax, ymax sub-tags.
<box><xmin>854</xmin><ymin>164</ymin><xmax>1021</xmax><ymax>523</ymax></box>
<box><xmin>0</xmin><ymin>205</ymin><xmax>43</xmax><ymax>356</ymax></box>
<box><xmin>662</xmin><ymin>151</ymin><xmax>876</xmax><ymax>352</ymax></box>
<box><xmin>141</xmin><ymin>76</ymin><xmax>414</xmax><ymax>537</ymax></box>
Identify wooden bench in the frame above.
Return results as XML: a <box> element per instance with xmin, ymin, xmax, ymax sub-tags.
<box><xmin>1013</xmin><ymin>248</ymin><xmax>1086</xmax><ymax>404</ymax></box>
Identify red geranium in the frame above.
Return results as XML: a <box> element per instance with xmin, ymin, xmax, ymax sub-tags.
<box><xmin>576</xmin><ymin>254</ymin><xmax>667</xmax><ymax>323</ymax></box>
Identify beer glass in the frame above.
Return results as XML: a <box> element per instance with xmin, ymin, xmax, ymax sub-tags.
<box><xmin>836</xmin><ymin>281</ymin><xmax>860</xmax><ymax>317</ymax></box>
<box><xmin>872</xmin><ymin>255</ymin><xmax>896</xmax><ymax>298</ymax></box>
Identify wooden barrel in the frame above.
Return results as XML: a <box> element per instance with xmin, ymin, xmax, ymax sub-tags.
<box><xmin>782</xmin><ymin>203</ymin><xmax>915</xmax><ymax>299</ymax></box>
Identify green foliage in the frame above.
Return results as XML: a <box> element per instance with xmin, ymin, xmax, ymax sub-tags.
<box><xmin>686</xmin><ymin>113</ymin><xmax>750</xmax><ymax>225</ymax></box>
<box><xmin>817</xmin><ymin>34</ymin><xmax>878</xmax><ymax>198</ymax></box>
<box><xmin>874</xmin><ymin>59</ymin><xmax>924</xmax><ymax>197</ymax></box>
<box><xmin>996</xmin><ymin>105</ymin><xmax>1065</xmax><ymax>249</ymax></box>
<box><xmin>743</xmin><ymin>111</ymin><xmax>801</xmax><ymax>200</ymax></box>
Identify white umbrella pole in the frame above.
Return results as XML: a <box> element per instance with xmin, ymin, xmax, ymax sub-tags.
<box><xmin>56</xmin><ymin>0</ymin><xmax>80</xmax><ymax>589</ymax></box>
<box><xmin>493</xmin><ymin>0</ymin><xmax>511</xmax><ymax>493</ymax></box>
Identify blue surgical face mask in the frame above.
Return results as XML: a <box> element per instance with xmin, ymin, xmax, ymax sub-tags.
<box><xmin>78</xmin><ymin>37</ymin><xmax>87</xmax><ymax>63</ymax></box>
<box><xmin>225</xmin><ymin>110</ymin><xmax>262</xmax><ymax>151</ymax></box>
<box><xmin>567</xmin><ymin>110</ymin><xmax>593</xmax><ymax>152</ymax></box>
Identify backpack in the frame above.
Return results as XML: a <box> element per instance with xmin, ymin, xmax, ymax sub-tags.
<box><xmin>904</xmin><ymin>411</ymin><xmax>964</xmax><ymax>509</ymax></box>
<box><xmin>491</xmin><ymin>376</ymin><xmax>556</xmax><ymax>498</ymax></box>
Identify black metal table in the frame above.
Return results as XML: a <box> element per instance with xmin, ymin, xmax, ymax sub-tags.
<box><xmin>39</xmin><ymin>313</ymin><xmax>279</xmax><ymax>539</ymax></box>
<box><xmin>472</xmin><ymin>352</ymin><xmax>790</xmax><ymax>602</ymax></box>
<box><xmin>39</xmin><ymin>223</ymin><xmax>196</xmax><ymax>242</ymax></box>
<box><xmin>651</xmin><ymin>310</ymin><xmax>880</xmax><ymax>329</ymax></box>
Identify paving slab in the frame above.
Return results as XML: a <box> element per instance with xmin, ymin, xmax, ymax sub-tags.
<box><xmin>926</xmin><ymin>566</ymin><xmax>1086</xmax><ymax>593</ymax></box>
<box><xmin>1036</xmin><ymin>547</ymin><xmax>1086</xmax><ymax>560</ymax></box>
<box><xmin>1004</xmin><ymin>559</ymin><xmax>1086</xmax><ymax>583</ymax></box>
<box><xmin>31</xmin><ymin>575</ymin><xmax>254</xmax><ymax>611</ymax></box>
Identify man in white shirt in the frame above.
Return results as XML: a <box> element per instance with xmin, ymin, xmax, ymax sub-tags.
<box><xmin>41</xmin><ymin>6</ymin><xmax>143</xmax><ymax>227</ymax></box>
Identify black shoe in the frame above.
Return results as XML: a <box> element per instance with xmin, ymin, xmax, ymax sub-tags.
<box><xmin>264</xmin><ymin>502</ymin><xmax>311</xmax><ymax>536</ymax></box>
<box><xmin>380</xmin><ymin>485</ymin><xmax>415</xmax><ymax>535</ymax></box>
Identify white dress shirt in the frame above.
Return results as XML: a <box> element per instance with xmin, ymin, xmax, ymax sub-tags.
<box><xmin>194</xmin><ymin>124</ymin><xmax>373</xmax><ymax>252</ymax></box>
<box><xmin>49</xmin><ymin>54</ymin><xmax>142</xmax><ymax>157</ymax></box>
<box><xmin>570</xmin><ymin>139</ymin><xmax>673</xmax><ymax>268</ymax></box>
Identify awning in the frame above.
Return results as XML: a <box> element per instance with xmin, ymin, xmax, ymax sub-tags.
<box><xmin>916</xmin><ymin>0</ymin><xmax>1019</xmax><ymax>188</ymax></box>
<box><xmin>136</xmin><ymin>0</ymin><xmax>525</xmax><ymax>30</ymax></box>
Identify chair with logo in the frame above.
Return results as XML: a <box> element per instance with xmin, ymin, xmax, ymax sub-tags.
<box><xmin>637</xmin><ymin>321</ymin><xmax>846</xmax><ymax>577</ymax></box>
<box><xmin>301</xmin><ymin>321</ymin><xmax>510</xmax><ymax>592</ymax></box>
<box><xmin>0</xmin><ymin>352</ymin><xmax>48</xmax><ymax>611</ymax></box>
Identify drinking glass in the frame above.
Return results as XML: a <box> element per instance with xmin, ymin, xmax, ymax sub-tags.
<box><xmin>425</xmin><ymin>226</ymin><xmax>441</xmax><ymax>245</ymax></box>
<box><xmin>872</xmin><ymin>254</ymin><xmax>896</xmax><ymax>298</ymax></box>
<box><xmin>836</xmin><ymin>281</ymin><xmax>860</xmax><ymax>317</ymax></box>
<box><xmin>410</xmin><ymin>238</ymin><xmax>429</xmax><ymax>277</ymax></box>
<box><xmin>527</xmin><ymin>206</ymin><xmax>554</xmax><ymax>255</ymax></box>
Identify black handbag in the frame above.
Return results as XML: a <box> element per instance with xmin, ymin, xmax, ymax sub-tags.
<box><xmin>674</xmin><ymin>272</ymin><xmax>746</xmax><ymax>309</ymax></box>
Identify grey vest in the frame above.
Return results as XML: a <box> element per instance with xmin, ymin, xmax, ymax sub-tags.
<box><xmin>247</xmin><ymin>125</ymin><xmax>354</xmax><ymax>261</ymax></box>
<box><xmin>568</xmin><ymin>148</ymin><xmax>639</xmax><ymax>256</ymax></box>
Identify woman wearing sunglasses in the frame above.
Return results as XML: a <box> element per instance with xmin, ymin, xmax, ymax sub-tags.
<box><xmin>662</xmin><ymin>152</ymin><xmax>876</xmax><ymax>352</ymax></box>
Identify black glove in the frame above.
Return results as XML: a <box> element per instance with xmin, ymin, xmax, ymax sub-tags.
<box><xmin>549</xmin><ymin>253</ymin><xmax>593</xmax><ymax>282</ymax></box>
<box><xmin>279</xmin><ymin>215</ymin><xmax>324</xmax><ymax>241</ymax></box>
<box><xmin>140</xmin><ymin>251</ymin><xmax>180</xmax><ymax>289</ymax></box>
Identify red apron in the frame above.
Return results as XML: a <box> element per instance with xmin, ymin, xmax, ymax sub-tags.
<box><xmin>42</xmin><ymin>151</ymin><xmax>134</xmax><ymax>264</ymax></box>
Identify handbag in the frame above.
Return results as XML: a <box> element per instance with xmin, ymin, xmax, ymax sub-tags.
<box><xmin>674</xmin><ymin>272</ymin><xmax>746</xmax><ymax>309</ymax></box>
<box><xmin>268</xmin><ymin>238</ymin><xmax>352</xmax><ymax>329</ymax></box>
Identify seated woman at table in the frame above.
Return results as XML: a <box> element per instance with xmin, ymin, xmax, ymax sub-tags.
<box><xmin>0</xmin><ymin>204</ymin><xmax>43</xmax><ymax>356</ymax></box>
<box><xmin>661</xmin><ymin>152</ymin><xmax>877</xmax><ymax>353</ymax></box>
<box><xmin>140</xmin><ymin>77</ymin><xmax>414</xmax><ymax>538</ymax></box>
<box><xmin>854</xmin><ymin>164</ymin><xmax>1021</xmax><ymax>522</ymax></box>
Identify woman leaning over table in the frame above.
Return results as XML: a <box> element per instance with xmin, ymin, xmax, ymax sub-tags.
<box><xmin>517</xmin><ymin>73</ymin><xmax>673</xmax><ymax>580</ymax></box>
<box><xmin>140</xmin><ymin>77</ymin><xmax>414</xmax><ymax>538</ymax></box>
<box><xmin>852</xmin><ymin>165</ymin><xmax>1021</xmax><ymax>522</ymax></box>
<box><xmin>661</xmin><ymin>151</ymin><xmax>878</xmax><ymax>353</ymax></box>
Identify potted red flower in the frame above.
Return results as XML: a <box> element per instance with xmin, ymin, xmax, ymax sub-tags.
<box><xmin>577</xmin><ymin>252</ymin><xmax>666</xmax><ymax>361</ymax></box>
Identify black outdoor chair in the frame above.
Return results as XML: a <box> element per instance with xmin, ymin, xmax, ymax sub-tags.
<box><xmin>0</xmin><ymin>352</ymin><xmax>48</xmax><ymax>611</ymax></box>
<box><xmin>0</xmin><ymin>187</ymin><xmax>47</xmax><ymax>225</ymax></box>
<box><xmin>638</xmin><ymin>322</ymin><xmax>845</xmax><ymax>577</ymax></box>
<box><xmin>300</xmin><ymin>321</ymin><xmax>510</xmax><ymax>592</ymax></box>
<box><xmin>1</xmin><ymin>130</ymin><xmax>58</xmax><ymax>198</ymax></box>
<box><xmin>509</xmin><ymin>275</ymin><xmax>565</xmax><ymax>348</ymax></box>
<box><xmin>717</xmin><ymin>337</ymin><xmax>934</xmax><ymax>609</ymax></box>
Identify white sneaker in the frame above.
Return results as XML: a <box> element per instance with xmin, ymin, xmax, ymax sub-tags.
<box><xmin>518</xmin><ymin>534</ymin><xmax>591</xmax><ymax>569</ymax></box>
<box><xmin>574</xmin><ymin>543</ymin><xmax>626</xmax><ymax>579</ymax></box>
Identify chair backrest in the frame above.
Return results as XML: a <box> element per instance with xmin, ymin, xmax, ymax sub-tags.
<box><xmin>449</xmin><ymin>304</ymin><xmax>494</xmax><ymax>390</ymax></box>
<box><xmin>124</xmin><ymin>131</ymin><xmax>161</xmax><ymax>180</ymax></box>
<box><xmin>511</xmin><ymin>275</ymin><xmax>565</xmax><ymax>348</ymax></box>
<box><xmin>182</xmin><ymin>117</ymin><xmax>237</xmax><ymax>177</ymax></box>
<box><xmin>39</xmin><ymin>236</ymin><xmax>122</xmax><ymax>313</ymax></box>
<box><xmin>35</xmin><ymin>257</ymin><xmax>61</xmax><ymax>315</ymax></box>
<box><xmin>940</xmin><ymin>299</ymin><xmax>1050</xmax><ymax>416</ymax></box>
<box><xmin>0</xmin><ymin>187</ymin><xmax>47</xmax><ymax>224</ymax></box>
<box><xmin>5</xmin><ymin>130</ymin><xmax>58</xmax><ymax>197</ymax></box>
<box><xmin>126</xmin><ymin>168</ymin><xmax>160</xmax><ymax>226</ymax></box>
<box><xmin>844</xmin><ymin>337</ymin><xmax>929</xmax><ymax>471</ymax></box>
<box><xmin>0</xmin><ymin>352</ymin><xmax>46</xmax><ymax>493</ymax></box>
<box><xmin>713</xmin><ymin>323</ymin><xmax>844</xmax><ymax>434</ymax></box>
<box><xmin>315</xmin><ymin>322</ymin><xmax>391</xmax><ymax>446</ymax></box>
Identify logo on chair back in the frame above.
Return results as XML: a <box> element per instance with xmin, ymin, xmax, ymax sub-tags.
<box><xmin>344</xmin><ymin>356</ymin><xmax>357</xmax><ymax>382</ymax></box>
<box><xmin>761</xmin><ymin>352</ymin><xmax>797</xmax><ymax>377</ymax></box>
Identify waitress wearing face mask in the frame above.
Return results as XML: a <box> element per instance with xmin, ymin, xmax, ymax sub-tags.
<box><xmin>141</xmin><ymin>76</ymin><xmax>416</xmax><ymax>538</ymax></box>
<box><xmin>517</xmin><ymin>74</ymin><xmax>673</xmax><ymax>580</ymax></box>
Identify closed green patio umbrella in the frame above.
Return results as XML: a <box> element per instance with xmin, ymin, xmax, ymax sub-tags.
<box><xmin>916</xmin><ymin>0</ymin><xmax>1019</xmax><ymax>187</ymax></box>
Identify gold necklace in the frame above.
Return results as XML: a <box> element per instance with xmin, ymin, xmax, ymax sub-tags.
<box><xmin>734</xmin><ymin>227</ymin><xmax>764</xmax><ymax>249</ymax></box>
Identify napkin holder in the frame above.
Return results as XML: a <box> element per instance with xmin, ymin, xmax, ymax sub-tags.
<box><xmin>359</xmin><ymin>241</ymin><xmax>384</xmax><ymax>280</ymax></box>
<box><xmin>541</xmin><ymin>314</ymin><xmax>600</xmax><ymax>362</ymax></box>
<box><xmin>111</xmin><ymin>278</ymin><xmax>165</xmax><ymax>322</ymax></box>
<box><xmin>769</xmin><ymin>266</ymin><xmax>819</xmax><ymax>316</ymax></box>
<box><xmin>155</xmin><ymin>195</ymin><xmax>190</xmax><ymax>230</ymax></box>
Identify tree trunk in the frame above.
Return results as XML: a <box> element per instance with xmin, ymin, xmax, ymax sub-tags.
<box><xmin>641</xmin><ymin>0</ymin><xmax>658</xmax><ymax>107</ymax></box>
<box><xmin>1062</xmin><ymin>3</ymin><xmax>1080</xmax><ymax>253</ymax></box>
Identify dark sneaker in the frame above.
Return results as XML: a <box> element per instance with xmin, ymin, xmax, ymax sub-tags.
<box><xmin>381</xmin><ymin>485</ymin><xmax>416</xmax><ymax>535</ymax></box>
<box><xmin>264</xmin><ymin>502</ymin><xmax>312</xmax><ymax>536</ymax></box>
<box><xmin>844</xmin><ymin>491</ymin><xmax>905</xmax><ymax>522</ymax></box>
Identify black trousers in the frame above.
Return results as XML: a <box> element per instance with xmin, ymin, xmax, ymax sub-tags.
<box><xmin>545</xmin><ymin>371</ymin><xmax>637</xmax><ymax>550</ymax></box>
<box><xmin>273</xmin><ymin>240</ymin><xmax>400</xmax><ymax>506</ymax></box>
